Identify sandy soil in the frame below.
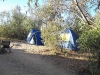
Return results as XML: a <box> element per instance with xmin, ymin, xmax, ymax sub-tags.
<box><xmin>0</xmin><ymin>40</ymin><xmax>89</xmax><ymax>75</ymax></box>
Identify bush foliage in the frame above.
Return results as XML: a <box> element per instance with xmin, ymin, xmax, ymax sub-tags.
<box><xmin>0</xmin><ymin>6</ymin><xmax>41</xmax><ymax>40</ymax></box>
<box><xmin>41</xmin><ymin>21</ymin><xmax>63</xmax><ymax>51</ymax></box>
<box><xmin>77</xmin><ymin>13</ymin><xmax>100</xmax><ymax>75</ymax></box>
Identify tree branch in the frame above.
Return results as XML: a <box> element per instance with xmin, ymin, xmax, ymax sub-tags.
<box><xmin>74</xmin><ymin>0</ymin><xmax>92</xmax><ymax>25</ymax></box>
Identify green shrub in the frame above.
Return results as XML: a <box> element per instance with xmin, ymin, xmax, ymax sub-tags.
<box><xmin>78</xmin><ymin>27</ymin><xmax>100</xmax><ymax>75</ymax></box>
<box><xmin>41</xmin><ymin>21</ymin><xmax>63</xmax><ymax>52</ymax></box>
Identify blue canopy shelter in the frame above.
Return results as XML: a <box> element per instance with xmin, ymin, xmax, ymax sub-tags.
<box><xmin>26</xmin><ymin>29</ymin><xmax>44</xmax><ymax>45</ymax></box>
<box><xmin>60</xmin><ymin>28</ymin><xmax>78</xmax><ymax>51</ymax></box>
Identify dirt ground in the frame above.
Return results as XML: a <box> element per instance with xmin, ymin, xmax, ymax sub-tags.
<box><xmin>0</xmin><ymin>40</ymin><xmax>90</xmax><ymax>75</ymax></box>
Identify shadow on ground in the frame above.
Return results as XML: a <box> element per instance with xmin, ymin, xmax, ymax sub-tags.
<box><xmin>7</xmin><ymin>46</ymin><xmax>92</xmax><ymax>75</ymax></box>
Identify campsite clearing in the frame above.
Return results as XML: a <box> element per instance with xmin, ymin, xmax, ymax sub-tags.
<box><xmin>0</xmin><ymin>40</ymin><xmax>90</xmax><ymax>75</ymax></box>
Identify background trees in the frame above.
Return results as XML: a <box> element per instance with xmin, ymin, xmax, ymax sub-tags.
<box><xmin>0</xmin><ymin>5</ymin><xmax>40</xmax><ymax>40</ymax></box>
<box><xmin>31</xmin><ymin>0</ymin><xmax>96</xmax><ymax>49</ymax></box>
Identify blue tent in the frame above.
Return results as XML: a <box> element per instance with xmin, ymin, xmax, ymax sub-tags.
<box><xmin>60</xmin><ymin>28</ymin><xmax>78</xmax><ymax>51</ymax></box>
<box><xmin>26</xmin><ymin>29</ymin><xmax>44</xmax><ymax>45</ymax></box>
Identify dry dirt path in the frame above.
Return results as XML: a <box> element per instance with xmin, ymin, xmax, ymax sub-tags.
<box><xmin>0</xmin><ymin>41</ymin><xmax>77</xmax><ymax>75</ymax></box>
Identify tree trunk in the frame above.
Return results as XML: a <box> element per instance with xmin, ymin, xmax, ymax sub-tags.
<box><xmin>98</xmin><ymin>51</ymin><xmax>100</xmax><ymax>68</ymax></box>
<box><xmin>74</xmin><ymin>0</ymin><xmax>92</xmax><ymax>25</ymax></box>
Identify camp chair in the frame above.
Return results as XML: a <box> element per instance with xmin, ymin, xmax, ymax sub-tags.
<box><xmin>0</xmin><ymin>40</ymin><xmax>11</xmax><ymax>54</ymax></box>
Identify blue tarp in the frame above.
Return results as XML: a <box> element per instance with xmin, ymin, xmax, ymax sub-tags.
<box><xmin>26</xmin><ymin>29</ymin><xmax>44</xmax><ymax>45</ymax></box>
<box><xmin>60</xmin><ymin>28</ymin><xmax>78</xmax><ymax>51</ymax></box>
